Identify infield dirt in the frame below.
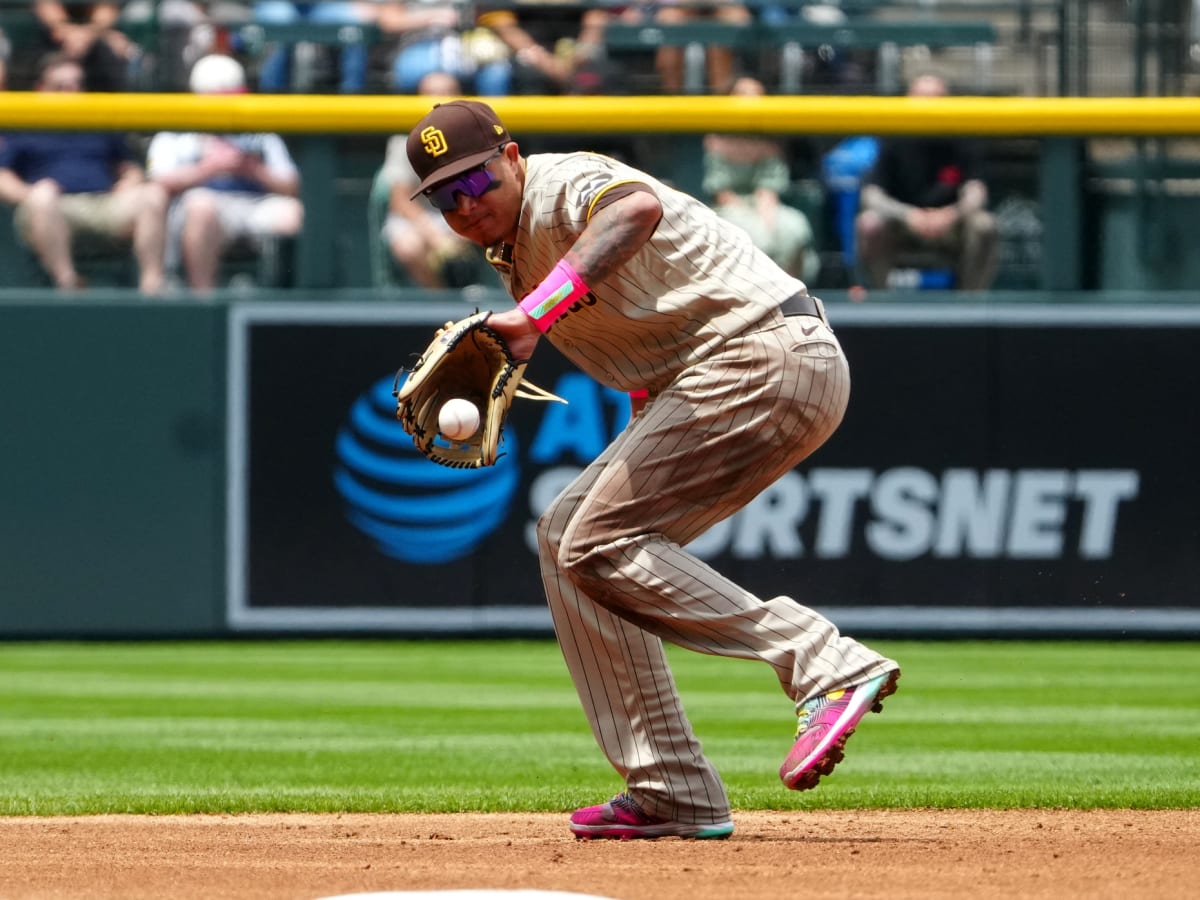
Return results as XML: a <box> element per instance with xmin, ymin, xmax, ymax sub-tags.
<box><xmin>3</xmin><ymin>809</ymin><xmax>1196</xmax><ymax>899</ymax></box>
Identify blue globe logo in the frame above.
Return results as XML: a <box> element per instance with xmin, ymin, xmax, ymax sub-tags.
<box><xmin>332</xmin><ymin>375</ymin><xmax>520</xmax><ymax>564</ymax></box>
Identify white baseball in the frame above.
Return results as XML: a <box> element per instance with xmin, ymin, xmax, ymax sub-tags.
<box><xmin>438</xmin><ymin>398</ymin><xmax>481</xmax><ymax>441</ymax></box>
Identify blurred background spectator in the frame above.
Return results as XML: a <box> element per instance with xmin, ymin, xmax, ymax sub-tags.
<box><xmin>146</xmin><ymin>54</ymin><xmax>303</xmax><ymax>293</ymax></box>
<box><xmin>252</xmin><ymin>1</ymin><xmax>373</xmax><ymax>92</ymax></box>
<box><xmin>0</xmin><ymin>52</ymin><xmax>168</xmax><ymax>293</ymax></box>
<box><xmin>702</xmin><ymin>75</ymin><xmax>820</xmax><ymax>284</ymax></box>
<box><xmin>375</xmin><ymin>0</ymin><xmax>512</xmax><ymax>95</ymax></box>
<box><xmin>649</xmin><ymin>0</ymin><xmax>752</xmax><ymax>94</ymax></box>
<box><xmin>0</xmin><ymin>25</ymin><xmax>10</xmax><ymax>90</ymax></box>
<box><xmin>373</xmin><ymin>70</ymin><xmax>489</xmax><ymax>287</ymax></box>
<box><xmin>32</xmin><ymin>1</ymin><xmax>142</xmax><ymax>92</ymax></box>
<box><xmin>122</xmin><ymin>1</ymin><xmax>253</xmax><ymax>91</ymax></box>
<box><xmin>477</xmin><ymin>0</ymin><xmax>626</xmax><ymax>95</ymax></box>
<box><xmin>820</xmin><ymin>133</ymin><xmax>879</xmax><ymax>280</ymax></box>
<box><xmin>854</xmin><ymin>72</ymin><xmax>999</xmax><ymax>292</ymax></box>
<box><xmin>756</xmin><ymin>0</ymin><xmax>874</xmax><ymax>93</ymax></box>
<box><xmin>0</xmin><ymin>2</ymin><xmax>1168</xmax><ymax>297</ymax></box>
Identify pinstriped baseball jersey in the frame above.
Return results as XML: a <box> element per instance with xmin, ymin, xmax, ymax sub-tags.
<box><xmin>492</xmin><ymin>151</ymin><xmax>809</xmax><ymax>393</ymax></box>
<box><xmin>482</xmin><ymin>142</ymin><xmax>899</xmax><ymax>832</ymax></box>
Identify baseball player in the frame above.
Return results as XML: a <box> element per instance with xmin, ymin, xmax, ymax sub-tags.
<box><xmin>406</xmin><ymin>100</ymin><xmax>901</xmax><ymax>840</ymax></box>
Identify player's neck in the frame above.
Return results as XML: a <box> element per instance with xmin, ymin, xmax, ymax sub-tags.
<box><xmin>485</xmin><ymin>241</ymin><xmax>515</xmax><ymax>273</ymax></box>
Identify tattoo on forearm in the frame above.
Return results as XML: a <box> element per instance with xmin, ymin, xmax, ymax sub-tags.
<box><xmin>566</xmin><ymin>203</ymin><xmax>655</xmax><ymax>283</ymax></box>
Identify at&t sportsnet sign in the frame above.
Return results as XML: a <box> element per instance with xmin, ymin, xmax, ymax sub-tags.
<box><xmin>688</xmin><ymin>467</ymin><xmax>1139</xmax><ymax>561</ymax></box>
<box><xmin>226</xmin><ymin>301</ymin><xmax>1200</xmax><ymax>636</ymax></box>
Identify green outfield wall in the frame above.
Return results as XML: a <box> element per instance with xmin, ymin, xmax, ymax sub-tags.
<box><xmin>2</xmin><ymin>95</ymin><xmax>1198</xmax><ymax>636</ymax></box>
<box><xmin>0</xmin><ymin>298</ymin><xmax>227</xmax><ymax>636</ymax></box>
<box><xmin>2</xmin><ymin>293</ymin><xmax>1198</xmax><ymax>639</ymax></box>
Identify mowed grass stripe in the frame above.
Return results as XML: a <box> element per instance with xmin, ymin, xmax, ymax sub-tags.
<box><xmin>1</xmin><ymin>640</ymin><xmax>1197</xmax><ymax>814</ymax></box>
<box><xmin>3</xmin><ymin>675</ymin><xmax>582</xmax><ymax>710</ymax></box>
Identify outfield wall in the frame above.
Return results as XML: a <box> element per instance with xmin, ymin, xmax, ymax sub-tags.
<box><xmin>2</xmin><ymin>292</ymin><xmax>1197</xmax><ymax>639</ymax></box>
<box><xmin>0</xmin><ymin>299</ymin><xmax>227</xmax><ymax>636</ymax></box>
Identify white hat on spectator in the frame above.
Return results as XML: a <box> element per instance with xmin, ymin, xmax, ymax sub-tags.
<box><xmin>189</xmin><ymin>54</ymin><xmax>247</xmax><ymax>94</ymax></box>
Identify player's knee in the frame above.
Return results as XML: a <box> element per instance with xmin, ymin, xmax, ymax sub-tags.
<box><xmin>556</xmin><ymin>540</ymin><xmax>591</xmax><ymax>580</ymax></box>
<box><xmin>536</xmin><ymin>499</ymin><xmax>621</xmax><ymax>588</ymax></box>
<box><xmin>558</xmin><ymin>530</ymin><xmax>638</xmax><ymax>598</ymax></box>
<box><xmin>535</xmin><ymin>508</ymin><xmax>583</xmax><ymax>575</ymax></box>
<box><xmin>540</xmin><ymin>517</ymin><xmax>595</xmax><ymax>583</ymax></box>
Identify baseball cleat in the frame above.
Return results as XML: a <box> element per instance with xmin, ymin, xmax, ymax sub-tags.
<box><xmin>780</xmin><ymin>669</ymin><xmax>900</xmax><ymax>791</ymax></box>
<box><xmin>569</xmin><ymin>793</ymin><xmax>734</xmax><ymax>840</ymax></box>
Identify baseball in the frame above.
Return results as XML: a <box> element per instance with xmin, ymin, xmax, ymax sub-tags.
<box><xmin>439</xmin><ymin>398</ymin><xmax>481</xmax><ymax>441</ymax></box>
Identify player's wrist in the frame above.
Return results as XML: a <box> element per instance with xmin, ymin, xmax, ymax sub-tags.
<box><xmin>518</xmin><ymin>259</ymin><xmax>590</xmax><ymax>333</ymax></box>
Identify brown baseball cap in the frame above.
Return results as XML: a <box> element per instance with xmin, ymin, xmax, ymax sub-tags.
<box><xmin>406</xmin><ymin>100</ymin><xmax>511</xmax><ymax>198</ymax></box>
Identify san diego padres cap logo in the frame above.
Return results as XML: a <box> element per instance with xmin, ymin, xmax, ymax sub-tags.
<box><xmin>420</xmin><ymin>126</ymin><xmax>448</xmax><ymax>157</ymax></box>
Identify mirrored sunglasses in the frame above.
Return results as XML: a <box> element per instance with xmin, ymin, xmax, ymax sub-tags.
<box><xmin>424</xmin><ymin>148</ymin><xmax>504</xmax><ymax>211</ymax></box>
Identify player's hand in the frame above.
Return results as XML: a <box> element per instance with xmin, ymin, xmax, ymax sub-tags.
<box><xmin>485</xmin><ymin>306</ymin><xmax>542</xmax><ymax>362</ymax></box>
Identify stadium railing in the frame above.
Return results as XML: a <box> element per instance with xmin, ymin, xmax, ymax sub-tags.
<box><xmin>601</xmin><ymin>18</ymin><xmax>999</xmax><ymax>95</ymax></box>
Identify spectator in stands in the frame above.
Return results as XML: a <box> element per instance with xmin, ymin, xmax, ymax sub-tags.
<box><xmin>378</xmin><ymin>71</ymin><xmax>486</xmax><ymax>286</ymax></box>
<box><xmin>121</xmin><ymin>2</ymin><xmax>253</xmax><ymax>91</ymax></box>
<box><xmin>702</xmin><ymin>76</ymin><xmax>820</xmax><ymax>284</ymax></box>
<box><xmin>375</xmin><ymin>1</ymin><xmax>512</xmax><ymax>95</ymax></box>
<box><xmin>146</xmin><ymin>54</ymin><xmax>303</xmax><ymax>293</ymax></box>
<box><xmin>0</xmin><ymin>26</ymin><xmax>10</xmax><ymax>90</ymax></box>
<box><xmin>854</xmin><ymin>72</ymin><xmax>999</xmax><ymax>291</ymax></box>
<box><xmin>32</xmin><ymin>1</ymin><xmax>140</xmax><ymax>92</ymax></box>
<box><xmin>252</xmin><ymin>1</ymin><xmax>373</xmax><ymax>92</ymax></box>
<box><xmin>648</xmin><ymin>0</ymin><xmax>753</xmax><ymax>94</ymax></box>
<box><xmin>0</xmin><ymin>53</ymin><xmax>168</xmax><ymax>293</ymax></box>
<box><xmin>755</xmin><ymin>0</ymin><xmax>874</xmax><ymax>93</ymax></box>
<box><xmin>477</xmin><ymin>0</ymin><xmax>625</xmax><ymax>95</ymax></box>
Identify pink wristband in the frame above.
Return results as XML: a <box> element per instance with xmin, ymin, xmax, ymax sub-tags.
<box><xmin>628</xmin><ymin>388</ymin><xmax>649</xmax><ymax>400</ymax></box>
<box><xmin>518</xmin><ymin>259</ymin><xmax>590</xmax><ymax>333</ymax></box>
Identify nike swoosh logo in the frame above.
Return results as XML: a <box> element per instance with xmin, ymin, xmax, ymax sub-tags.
<box><xmin>800</xmin><ymin>323</ymin><xmax>820</xmax><ymax>336</ymax></box>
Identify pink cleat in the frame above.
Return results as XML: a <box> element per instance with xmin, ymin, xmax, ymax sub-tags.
<box><xmin>780</xmin><ymin>670</ymin><xmax>900</xmax><ymax>791</ymax></box>
<box><xmin>569</xmin><ymin>793</ymin><xmax>734</xmax><ymax>840</ymax></box>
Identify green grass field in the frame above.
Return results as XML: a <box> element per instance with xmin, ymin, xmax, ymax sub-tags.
<box><xmin>1</xmin><ymin>640</ymin><xmax>1197</xmax><ymax>816</ymax></box>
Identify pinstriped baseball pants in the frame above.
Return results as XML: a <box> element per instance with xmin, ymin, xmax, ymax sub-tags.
<box><xmin>535</xmin><ymin>312</ymin><xmax>899</xmax><ymax>825</ymax></box>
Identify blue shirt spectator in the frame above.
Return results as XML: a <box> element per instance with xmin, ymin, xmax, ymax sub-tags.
<box><xmin>0</xmin><ymin>132</ymin><xmax>134</xmax><ymax>195</ymax></box>
<box><xmin>0</xmin><ymin>53</ymin><xmax>168</xmax><ymax>293</ymax></box>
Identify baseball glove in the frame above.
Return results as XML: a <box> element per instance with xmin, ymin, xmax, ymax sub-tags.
<box><xmin>393</xmin><ymin>311</ymin><xmax>564</xmax><ymax>468</ymax></box>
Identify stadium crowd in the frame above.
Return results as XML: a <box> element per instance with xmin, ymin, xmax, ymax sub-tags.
<box><xmin>6</xmin><ymin>0</ymin><xmax>1157</xmax><ymax>295</ymax></box>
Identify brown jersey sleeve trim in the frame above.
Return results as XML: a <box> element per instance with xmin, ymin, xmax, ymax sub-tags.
<box><xmin>587</xmin><ymin>181</ymin><xmax>656</xmax><ymax>220</ymax></box>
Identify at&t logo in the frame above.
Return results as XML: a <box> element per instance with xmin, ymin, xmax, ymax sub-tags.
<box><xmin>332</xmin><ymin>374</ymin><xmax>519</xmax><ymax>564</ymax></box>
